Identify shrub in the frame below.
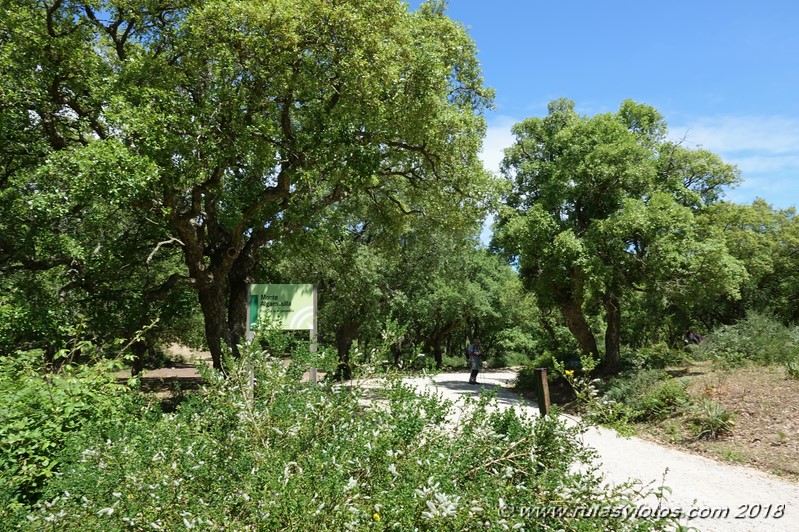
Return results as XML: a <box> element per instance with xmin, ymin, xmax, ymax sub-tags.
<box><xmin>487</xmin><ymin>327</ymin><xmax>536</xmax><ymax>368</ymax></box>
<box><xmin>622</xmin><ymin>343</ymin><xmax>689</xmax><ymax>371</ymax></box>
<box><xmin>18</xmin><ymin>340</ymin><xmax>677</xmax><ymax>530</ymax></box>
<box><xmin>693</xmin><ymin>313</ymin><xmax>799</xmax><ymax>368</ymax></box>
<box><xmin>0</xmin><ymin>349</ymin><xmax>136</xmax><ymax>519</ymax></box>
<box><xmin>603</xmin><ymin>370</ymin><xmax>691</xmax><ymax>422</ymax></box>
<box><xmin>631</xmin><ymin>379</ymin><xmax>691</xmax><ymax>421</ymax></box>
<box><xmin>515</xmin><ymin>362</ymin><xmax>544</xmax><ymax>392</ymax></box>
<box><xmin>690</xmin><ymin>400</ymin><xmax>735</xmax><ymax>440</ymax></box>
<box><xmin>786</xmin><ymin>359</ymin><xmax>799</xmax><ymax>380</ymax></box>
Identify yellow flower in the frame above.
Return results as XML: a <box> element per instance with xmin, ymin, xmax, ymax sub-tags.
<box><xmin>564</xmin><ymin>370</ymin><xmax>574</xmax><ymax>377</ymax></box>
<box><xmin>373</xmin><ymin>513</ymin><xmax>380</xmax><ymax>521</ymax></box>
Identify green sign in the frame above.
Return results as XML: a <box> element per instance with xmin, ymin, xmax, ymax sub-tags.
<box><xmin>249</xmin><ymin>284</ymin><xmax>315</xmax><ymax>330</ymax></box>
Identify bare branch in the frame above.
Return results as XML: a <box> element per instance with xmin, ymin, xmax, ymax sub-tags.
<box><xmin>147</xmin><ymin>237</ymin><xmax>184</xmax><ymax>264</ymax></box>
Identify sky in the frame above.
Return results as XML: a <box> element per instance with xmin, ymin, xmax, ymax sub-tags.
<box><xmin>413</xmin><ymin>0</ymin><xmax>799</xmax><ymax>211</ymax></box>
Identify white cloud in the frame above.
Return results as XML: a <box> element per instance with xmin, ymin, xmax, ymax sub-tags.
<box><xmin>479</xmin><ymin>115</ymin><xmax>518</xmax><ymax>175</ymax></box>
<box><xmin>669</xmin><ymin>115</ymin><xmax>799</xmax><ymax>208</ymax></box>
<box><xmin>670</xmin><ymin>116</ymin><xmax>799</xmax><ymax>155</ymax></box>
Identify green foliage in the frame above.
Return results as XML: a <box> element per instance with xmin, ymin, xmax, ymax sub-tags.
<box><xmin>0</xmin><ymin>349</ymin><xmax>135</xmax><ymax>515</ymax></box>
<box><xmin>786</xmin><ymin>359</ymin><xmax>799</xmax><ymax>380</ymax></box>
<box><xmin>693</xmin><ymin>313</ymin><xmax>799</xmax><ymax>369</ymax></box>
<box><xmin>494</xmin><ymin>98</ymin><xmax>744</xmax><ymax>372</ymax></box>
<box><xmin>514</xmin><ymin>352</ymin><xmax>562</xmax><ymax>393</ymax></box>
<box><xmin>689</xmin><ymin>400</ymin><xmax>735</xmax><ymax>440</ymax></box>
<box><xmin>1</xmin><ymin>0</ymin><xmax>496</xmax><ymax>367</ymax></box>
<box><xmin>603</xmin><ymin>370</ymin><xmax>691</xmax><ymax>422</ymax></box>
<box><xmin>13</xmin><ymin>341</ymin><xmax>675</xmax><ymax>530</ymax></box>
<box><xmin>622</xmin><ymin>344</ymin><xmax>690</xmax><ymax>371</ymax></box>
<box><xmin>515</xmin><ymin>364</ymin><xmax>539</xmax><ymax>392</ymax></box>
<box><xmin>487</xmin><ymin>327</ymin><xmax>536</xmax><ymax>368</ymax></box>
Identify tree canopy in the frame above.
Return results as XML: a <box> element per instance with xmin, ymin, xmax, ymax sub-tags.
<box><xmin>494</xmin><ymin>99</ymin><xmax>743</xmax><ymax>372</ymax></box>
<box><xmin>1</xmin><ymin>0</ymin><xmax>494</xmax><ymax>367</ymax></box>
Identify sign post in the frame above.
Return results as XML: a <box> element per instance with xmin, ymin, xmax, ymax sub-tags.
<box><xmin>247</xmin><ymin>284</ymin><xmax>318</xmax><ymax>383</ymax></box>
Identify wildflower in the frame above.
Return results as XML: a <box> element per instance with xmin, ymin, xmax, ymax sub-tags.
<box><xmin>373</xmin><ymin>513</ymin><xmax>380</xmax><ymax>521</ymax></box>
<box><xmin>97</xmin><ymin>507</ymin><xmax>114</xmax><ymax>516</ymax></box>
<box><xmin>565</xmin><ymin>370</ymin><xmax>574</xmax><ymax>377</ymax></box>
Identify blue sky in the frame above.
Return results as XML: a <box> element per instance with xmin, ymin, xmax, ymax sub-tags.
<box><xmin>417</xmin><ymin>0</ymin><xmax>799</xmax><ymax>210</ymax></box>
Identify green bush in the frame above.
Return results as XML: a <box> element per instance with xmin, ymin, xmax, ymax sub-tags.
<box><xmin>631</xmin><ymin>379</ymin><xmax>691</xmax><ymax>422</ymax></box>
<box><xmin>16</xmin><ymin>341</ymin><xmax>676</xmax><ymax>530</ymax></box>
<box><xmin>487</xmin><ymin>327</ymin><xmax>536</xmax><ymax>368</ymax></box>
<box><xmin>603</xmin><ymin>370</ymin><xmax>691</xmax><ymax>422</ymax></box>
<box><xmin>515</xmin><ymin>362</ymin><xmax>547</xmax><ymax>393</ymax></box>
<box><xmin>0</xmin><ymin>349</ymin><xmax>136</xmax><ymax>517</ymax></box>
<box><xmin>693</xmin><ymin>313</ymin><xmax>799</xmax><ymax>369</ymax></box>
<box><xmin>786</xmin><ymin>359</ymin><xmax>799</xmax><ymax>380</ymax></box>
<box><xmin>622</xmin><ymin>343</ymin><xmax>689</xmax><ymax>371</ymax></box>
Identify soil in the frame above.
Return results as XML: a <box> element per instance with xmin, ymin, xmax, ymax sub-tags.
<box><xmin>636</xmin><ymin>362</ymin><xmax>799</xmax><ymax>482</ymax></box>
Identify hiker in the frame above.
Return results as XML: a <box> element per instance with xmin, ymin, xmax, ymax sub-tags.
<box><xmin>467</xmin><ymin>339</ymin><xmax>482</xmax><ymax>385</ymax></box>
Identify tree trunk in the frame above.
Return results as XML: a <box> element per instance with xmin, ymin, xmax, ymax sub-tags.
<box><xmin>539</xmin><ymin>312</ymin><xmax>561</xmax><ymax>354</ymax></box>
<box><xmin>227</xmin><ymin>265</ymin><xmax>251</xmax><ymax>359</ymax></box>
<box><xmin>130</xmin><ymin>340</ymin><xmax>147</xmax><ymax>377</ymax></box>
<box><xmin>433</xmin><ymin>338</ymin><xmax>443</xmax><ymax>369</ymax></box>
<box><xmin>603</xmin><ymin>291</ymin><xmax>621</xmax><ymax>374</ymax></box>
<box><xmin>198</xmin><ymin>284</ymin><xmax>231</xmax><ymax>370</ymax></box>
<box><xmin>560</xmin><ymin>297</ymin><xmax>599</xmax><ymax>359</ymax></box>
<box><xmin>334</xmin><ymin>324</ymin><xmax>357</xmax><ymax>380</ymax></box>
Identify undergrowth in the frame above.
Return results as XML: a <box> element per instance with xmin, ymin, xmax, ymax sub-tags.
<box><xmin>3</xmin><ymin>336</ymin><xmax>678</xmax><ymax>530</ymax></box>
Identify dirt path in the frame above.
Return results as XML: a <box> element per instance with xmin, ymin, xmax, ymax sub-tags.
<box><xmin>402</xmin><ymin>370</ymin><xmax>799</xmax><ymax>532</ymax></box>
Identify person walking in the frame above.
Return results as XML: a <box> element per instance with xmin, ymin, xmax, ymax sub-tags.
<box><xmin>467</xmin><ymin>339</ymin><xmax>482</xmax><ymax>385</ymax></box>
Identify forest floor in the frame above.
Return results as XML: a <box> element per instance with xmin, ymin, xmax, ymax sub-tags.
<box><xmin>632</xmin><ymin>361</ymin><xmax>799</xmax><ymax>482</ymax></box>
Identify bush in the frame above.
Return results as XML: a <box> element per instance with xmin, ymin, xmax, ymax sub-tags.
<box><xmin>487</xmin><ymin>327</ymin><xmax>536</xmax><ymax>368</ymax></box>
<box><xmin>603</xmin><ymin>370</ymin><xmax>691</xmax><ymax>422</ymax></box>
<box><xmin>631</xmin><ymin>379</ymin><xmax>692</xmax><ymax>422</ymax></box>
<box><xmin>693</xmin><ymin>313</ymin><xmax>799</xmax><ymax>369</ymax></box>
<box><xmin>17</xmin><ymin>340</ymin><xmax>677</xmax><ymax>530</ymax></box>
<box><xmin>622</xmin><ymin>343</ymin><xmax>689</xmax><ymax>371</ymax></box>
<box><xmin>786</xmin><ymin>359</ymin><xmax>799</xmax><ymax>380</ymax></box>
<box><xmin>0</xmin><ymin>349</ymin><xmax>136</xmax><ymax>518</ymax></box>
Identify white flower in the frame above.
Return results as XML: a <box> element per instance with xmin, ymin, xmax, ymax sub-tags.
<box><xmin>97</xmin><ymin>507</ymin><xmax>114</xmax><ymax>516</ymax></box>
<box><xmin>388</xmin><ymin>463</ymin><xmax>398</xmax><ymax>476</ymax></box>
<box><xmin>344</xmin><ymin>477</ymin><xmax>357</xmax><ymax>492</ymax></box>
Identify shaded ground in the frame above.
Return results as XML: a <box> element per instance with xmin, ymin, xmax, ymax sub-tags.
<box><xmin>638</xmin><ymin>363</ymin><xmax>799</xmax><ymax>481</ymax></box>
<box><xmin>115</xmin><ymin>344</ymin><xmax>212</xmax><ymax>398</ymax></box>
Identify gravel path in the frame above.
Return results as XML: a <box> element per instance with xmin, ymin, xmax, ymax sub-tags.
<box><xmin>401</xmin><ymin>369</ymin><xmax>799</xmax><ymax>532</ymax></box>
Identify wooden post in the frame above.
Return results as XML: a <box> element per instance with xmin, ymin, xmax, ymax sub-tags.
<box><xmin>534</xmin><ymin>368</ymin><xmax>551</xmax><ymax>416</ymax></box>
